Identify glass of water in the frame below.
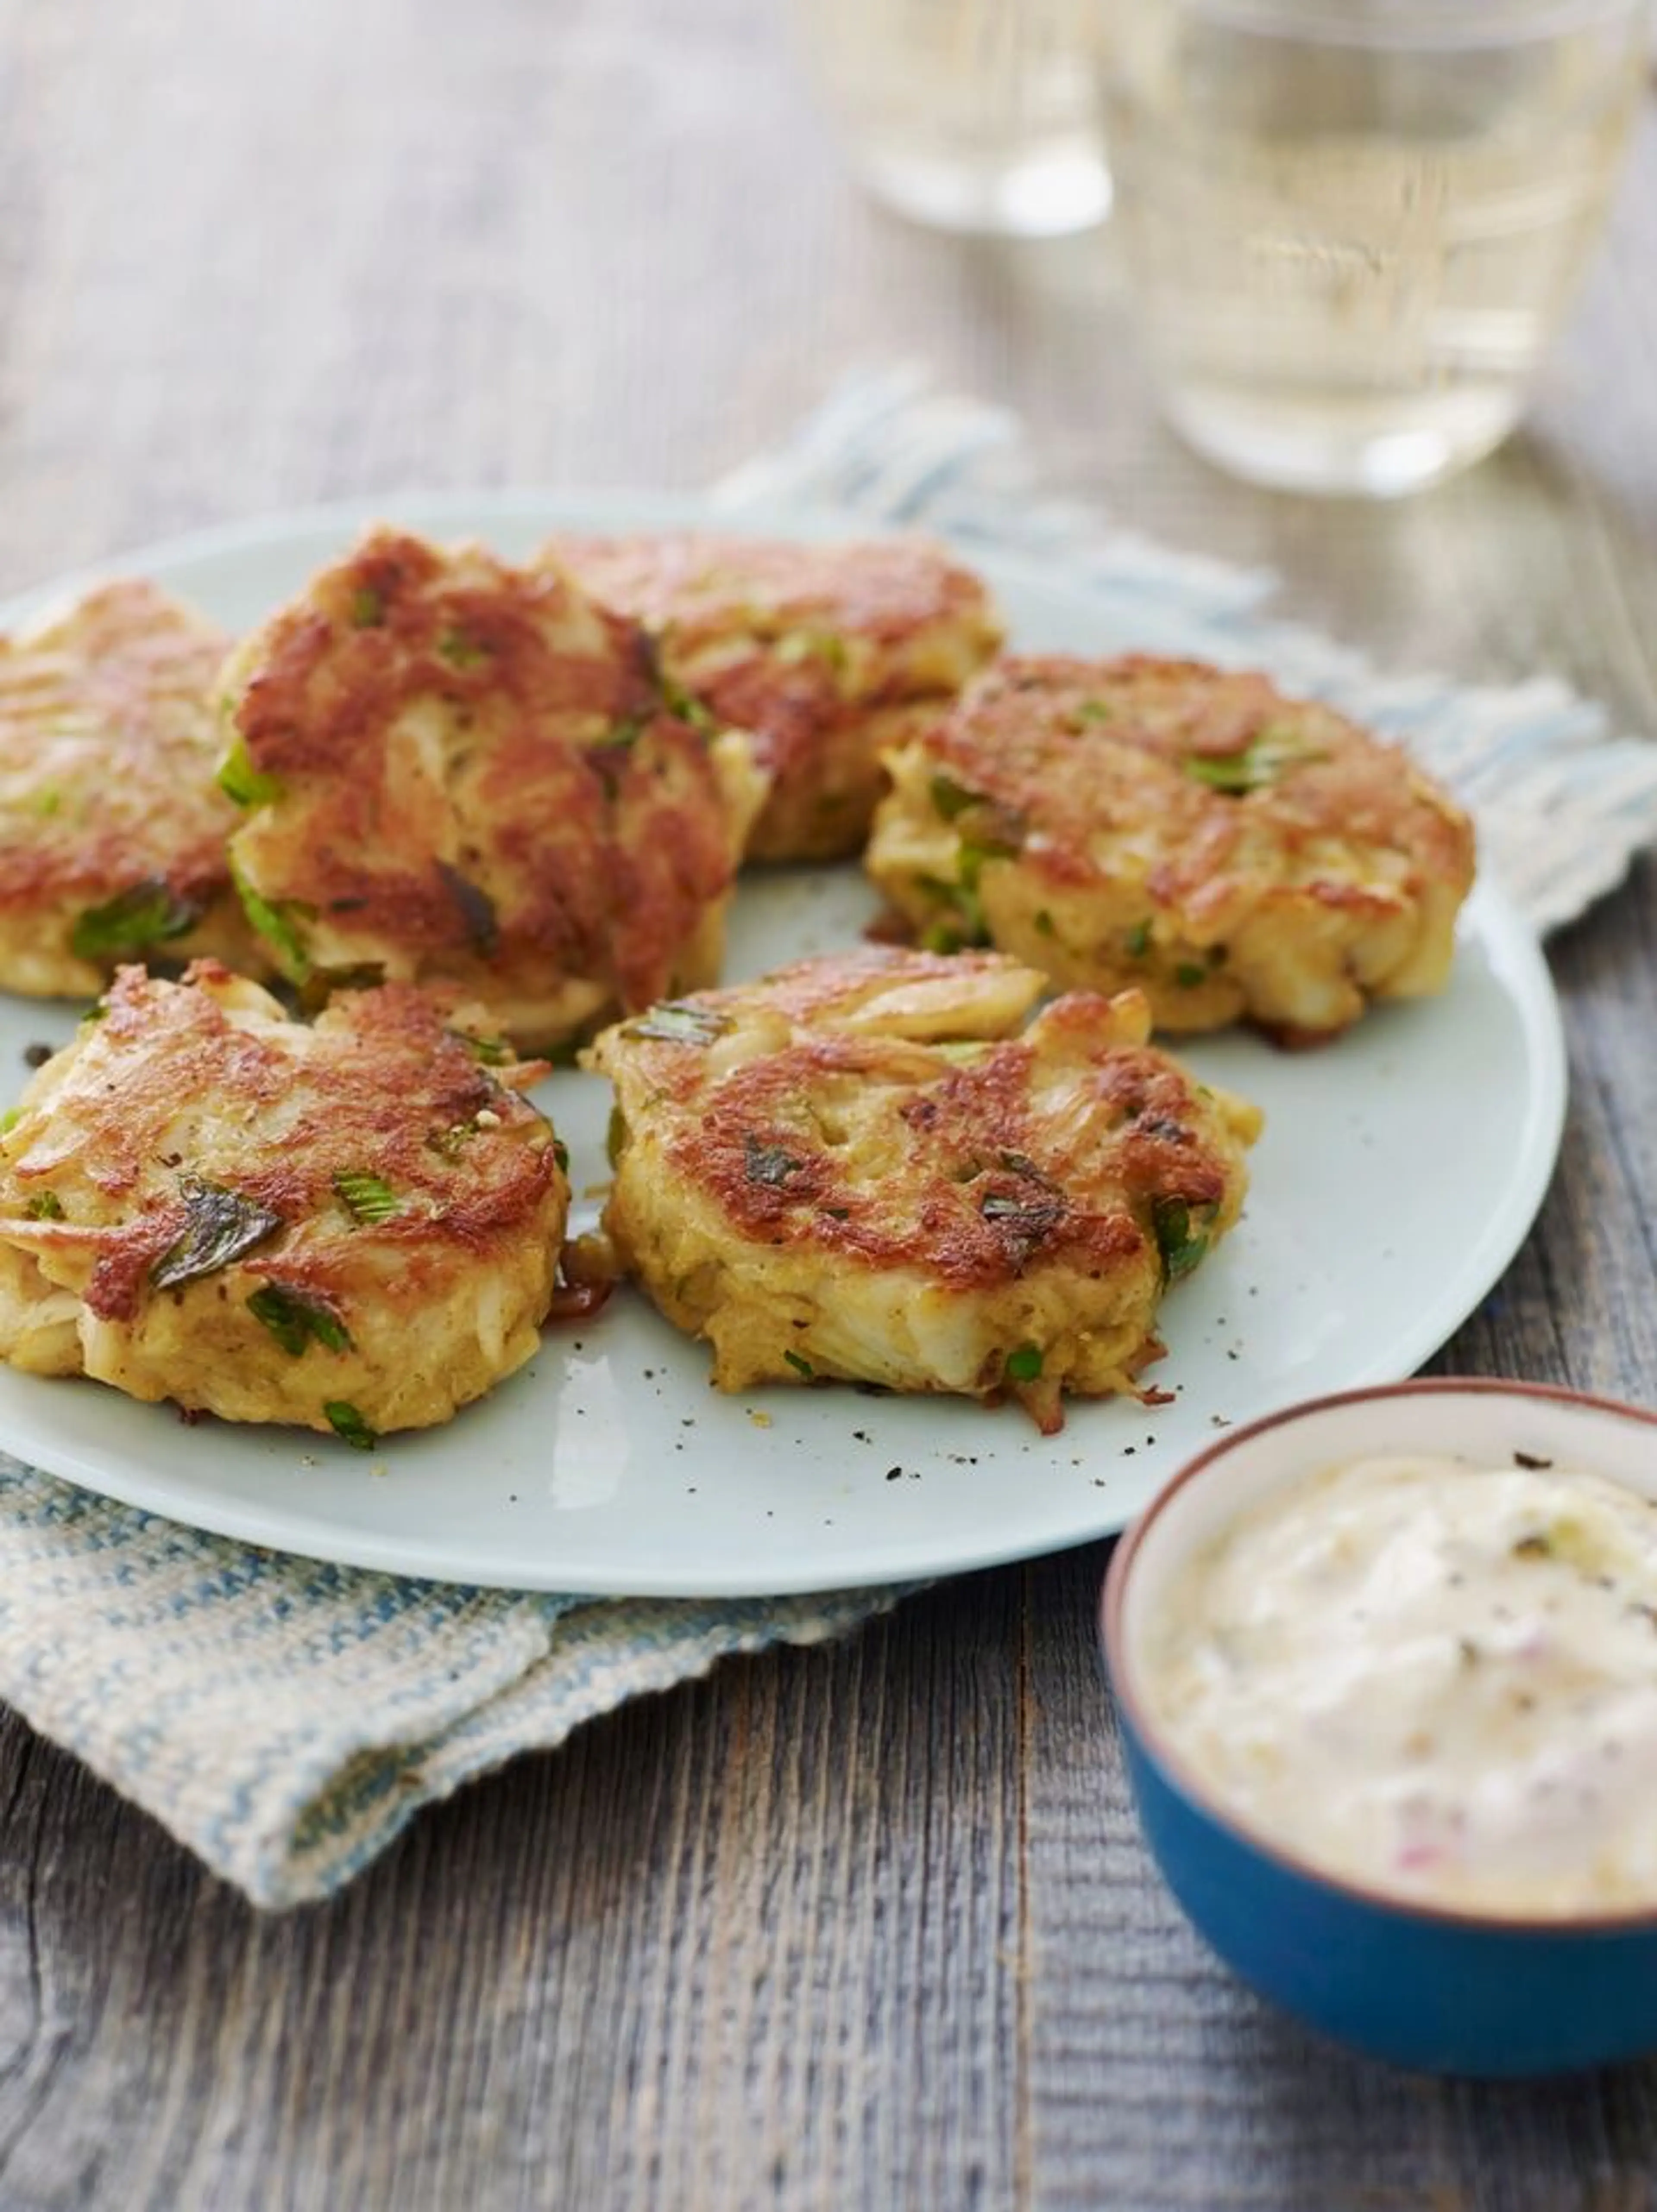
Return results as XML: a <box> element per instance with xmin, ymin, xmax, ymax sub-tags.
<box><xmin>791</xmin><ymin>0</ymin><xmax>1112</xmax><ymax>237</ymax></box>
<box><xmin>1103</xmin><ymin>0</ymin><xmax>1648</xmax><ymax>496</ymax></box>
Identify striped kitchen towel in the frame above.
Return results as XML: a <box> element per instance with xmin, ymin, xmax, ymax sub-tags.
<box><xmin>3</xmin><ymin>362</ymin><xmax>1655</xmax><ymax>1910</ymax></box>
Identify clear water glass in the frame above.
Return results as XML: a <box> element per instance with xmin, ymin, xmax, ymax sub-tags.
<box><xmin>792</xmin><ymin>0</ymin><xmax>1112</xmax><ymax>237</ymax></box>
<box><xmin>1103</xmin><ymin>0</ymin><xmax>1649</xmax><ymax>496</ymax></box>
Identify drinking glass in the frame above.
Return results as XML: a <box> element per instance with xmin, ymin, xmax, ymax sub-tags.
<box><xmin>1103</xmin><ymin>0</ymin><xmax>1649</xmax><ymax>495</ymax></box>
<box><xmin>791</xmin><ymin>0</ymin><xmax>1112</xmax><ymax>237</ymax></box>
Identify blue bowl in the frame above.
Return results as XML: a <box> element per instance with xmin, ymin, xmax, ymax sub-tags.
<box><xmin>1101</xmin><ymin>1378</ymin><xmax>1657</xmax><ymax>2078</ymax></box>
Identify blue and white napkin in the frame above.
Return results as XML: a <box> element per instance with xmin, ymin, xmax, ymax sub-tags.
<box><xmin>3</xmin><ymin>365</ymin><xmax>1654</xmax><ymax>1909</ymax></box>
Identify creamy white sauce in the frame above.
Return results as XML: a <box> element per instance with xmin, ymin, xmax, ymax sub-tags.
<box><xmin>1142</xmin><ymin>1454</ymin><xmax>1657</xmax><ymax>1916</ymax></box>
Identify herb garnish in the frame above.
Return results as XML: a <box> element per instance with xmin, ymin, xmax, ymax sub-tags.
<box><xmin>1152</xmin><ymin>1195</ymin><xmax>1211</xmax><ymax>1281</ymax></box>
<box><xmin>325</xmin><ymin>1400</ymin><xmax>378</xmax><ymax>1451</ymax></box>
<box><xmin>152</xmin><ymin>1176</ymin><xmax>284</xmax><ymax>1290</ymax></box>
<box><xmin>1182</xmin><ymin>729</ymin><xmax>1317</xmax><ymax>794</ymax></box>
<box><xmin>71</xmin><ymin>879</ymin><xmax>200</xmax><ymax>962</ymax></box>
<box><xmin>628</xmin><ymin>1001</ymin><xmax>731</xmax><ymax>1047</ymax></box>
<box><xmin>248</xmin><ymin>1284</ymin><xmax>353</xmax><ymax>1356</ymax></box>
<box><xmin>217</xmin><ymin>738</ymin><xmax>284</xmax><ymax>809</ymax></box>
<box><xmin>333</xmin><ymin>1171</ymin><xmax>401</xmax><ymax>1225</ymax></box>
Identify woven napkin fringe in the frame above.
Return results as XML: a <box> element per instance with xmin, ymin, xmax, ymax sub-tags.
<box><xmin>3</xmin><ymin>361</ymin><xmax>1653</xmax><ymax>1908</ymax></box>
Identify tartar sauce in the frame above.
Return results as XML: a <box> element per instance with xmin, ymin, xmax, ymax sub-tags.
<box><xmin>1143</xmin><ymin>1454</ymin><xmax>1657</xmax><ymax>1916</ymax></box>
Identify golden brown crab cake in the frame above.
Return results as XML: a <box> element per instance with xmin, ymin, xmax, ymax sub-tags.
<box><xmin>217</xmin><ymin>528</ymin><xmax>768</xmax><ymax>1051</ymax></box>
<box><xmin>585</xmin><ymin>946</ymin><xmax>1259</xmax><ymax>1435</ymax></box>
<box><xmin>0</xmin><ymin>962</ymin><xmax>568</xmax><ymax>1442</ymax></box>
<box><xmin>550</xmin><ymin>531</ymin><xmax>1001</xmax><ymax>863</ymax></box>
<box><xmin>0</xmin><ymin>579</ymin><xmax>264</xmax><ymax>997</ymax></box>
<box><xmin>866</xmin><ymin>654</ymin><xmax>1476</xmax><ymax>1045</ymax></box>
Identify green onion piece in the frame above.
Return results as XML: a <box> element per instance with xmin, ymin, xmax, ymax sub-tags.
<box><xmin>783</xmin><ymin>1349</ymin><xmax>815</xmax><ymax>1379</ymax></box>
<box><xmin>1175</xmin><ymin>962</ymin><xmax>1207</xmax><ymax>989</ymax></box>
<box><xmin>248</xmin><ymin>1284</ymin><xmax>353</xmax><ymax>1356</ymax></box>
<box><xmin>349</xmin><ymin>586</ymin><xmax>384</xmax><ymax>628</ymax></box>
<box><xmin>775</xmin><ymin>629</ymin><xmax>848</xmax><ymax>674</ymax></box>
<box><xmin>929</xmin><ymin>774</ymin><xmax>982</xmax><ymax>822</ymax></box>
<box><xmin>70</xmin><ymin>878</ymin><xmax>200</xmax><ymax>962</ymax></box>
<box><xmin>25</xmin><ymin>1191</ymin><xmax>63</xmax><ymax>1221</ymax></box>
<box><xmin>598</xmin><ymin>711</ymin><xmax>648</xmax><ymax>750</ymax></box>
<box><xmin>628</xmin><ymin>1001</ymin><xmax>731</xmax><ymax>1047</ymax></box>
<box><xmin>916</xmin><ymin>872</ymin><xmax>988</xmax><ymax>949</ymax></box>
<box><xmin>958</xmin><ymin>836</ymin><xmax>1017</xmax><ymax>893</ymax></box>
<box><xmin>152</xmin><ymin>1176</ymin><xmax>284</xmax><ymax>1290</ymax></box>
<box><xmin>457</xmin><ymin>1032</ymin><xmax>512</xmax><ymax>1067</ymax></box>
<box><xmin>658</xmin><ymin>674</ymin><xmax>716</xmax><ymax>732</ymax></box>
<box><xmin>0</xmin><ymin>1109</ymin><xmax>20</xmax><ymax>1134</ymax></box>
<box><xmin>1125</xmin><ymin>919</ymin><xmax>1152</xmax><ymax>958</ymax></box>
<box><xmin>1034</xmin><ymin>909</ymin><xmax>1055</xmax><ymax>938</ymax></box>
<box><xmin>325</xmin><ymin>1400</ymin><xmax>378</xmax><ymax>1451</ymax></box>
<box><xmin>1152</xmin><ymin>1196</ymin><xmax>1210</xmax><ymax>1282</ymax></box>
<box><xmin>217</xmin><ymin>737</ymin><xmax>285</xmax><ymax>809</ymax></box>
<box><xmin>921</xmin><ymin>921</ymin><xmax>967</xmax><ymax>955</ymax></box>
<box><xmin>436</xmin><ymin>627</ymin><xmax>486</xmax><ymax>669</ymax></box>
<box><xmin>1005</xmin><ymin>1343</ymin><xmax>1044</xmax><ymax>1383</ymax></box>
<box><xmin>230</xmin><ymin>862</ymin><xmax>312</xmax><ymax>980</ymax></box>
<box><xmin>1182</xmin><ymin>730</ymin><xmax>1317</xmax><ymax>795</ymax></box>
<box><xmin>333</xmin><ymin>1171</ymin><xmax>400</xmax><ymax>1225</ymax></box>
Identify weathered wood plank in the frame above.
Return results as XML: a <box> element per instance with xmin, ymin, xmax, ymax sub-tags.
<box><xmin>0</xmin><ymin>1</ymin><xmax>1655</xmax><ymax>2205</ymax></box>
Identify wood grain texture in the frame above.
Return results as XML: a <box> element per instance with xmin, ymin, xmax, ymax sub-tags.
<box><xmin>0</xmin><ymin>2</ymin><xmax>1656</xmax><ymax>2206</ymax></box>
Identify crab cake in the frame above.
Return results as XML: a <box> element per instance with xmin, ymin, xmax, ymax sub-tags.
<box><xmin>217</xmin><ymin>528</ymin><xmax>768</xmax><ymax>1051</ymax></box>
<box><xmin>0</xmin><ymin>963</ymin><xmax>568</xmax><ymax>1442</ymax></box>
<box><xmin>585</xmin><ymin>947</ymin><xmax>1260</xmax><ymax>1435</ymax></box>
<box><xmin>0</xmin><ymin>579</ymin><xmax>263</xmax><ymax>997</ymax></box>
<box><xmin>866</xmin><ymin>654</ymin><xmax>1476</xmax><ymax>1045</ymax></box>
<box><xmin>550</xmin><ymin>531</ymin><xmax>1001</xmax><ymax>863</ymax></box>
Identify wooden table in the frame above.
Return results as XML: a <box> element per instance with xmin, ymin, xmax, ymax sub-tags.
<box><xmin>1</xmin><ymin>4</ymin><xmax>1655</xmax><ymax>2205</ymax></box>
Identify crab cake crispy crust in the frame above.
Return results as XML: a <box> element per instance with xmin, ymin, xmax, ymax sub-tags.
<box><xmin>551</xmin><ymin>532</ymin><xmax>1001</xmax><ymax>862</ymax></box>
<box><xmin>585</xmin><ymin>947</ymin><xmax>1260</xmax><ymax>1434</ymax></box>
<box><xmin>866</xmin><ymin>654</ymin><xmax>1476</xmax><ymax>1044</ymax></box>
<box><xmin>0</xmin><ymin>580</ymin><xmax>263</xmax><ymax>997</ymax></box>
<box><xmin>0</xmin><ymin>963</ymin><xmax>568</xmax><ymax>1440</ymax></box>
<box><xmin>218</xmin><ymin>529</ymin><xmax>768</xmax><ymax>1051</ymax></box>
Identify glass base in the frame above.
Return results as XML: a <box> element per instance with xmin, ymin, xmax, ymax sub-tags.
<box><xmin>1161</xmin><ymin>383</ymin><xmax>1525</xmax><ymax>498</ymax></box>
<box><xmin>854</xmin><ymin>139</ymin><xmax>1111</xmax><ymax>238</ymax></box>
